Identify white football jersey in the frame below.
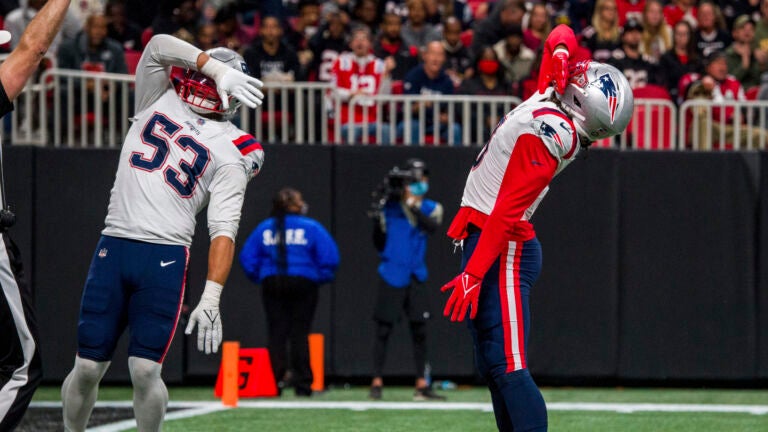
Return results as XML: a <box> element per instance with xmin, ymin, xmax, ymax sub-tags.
<box><xmin>102</xmin><ymin>89</ymin><xmax>264</xmax><ymax>246</ymax></box>
<box><xmin>460</xmin><ymin>90</ymin><xmax>581</xmax><ymax>219</ymax></box>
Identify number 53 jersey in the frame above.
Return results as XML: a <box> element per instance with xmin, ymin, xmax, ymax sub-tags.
<box><xmin>103</xmin><ymin>89</ymin><xmax>264</xmax><ymax>247</ymax></box>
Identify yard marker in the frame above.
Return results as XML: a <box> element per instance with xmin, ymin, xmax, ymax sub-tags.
<box><xmin>221</xmin><ymin>341</ymin><xmax>239</xmax><ymax>407</ymax></box>
<box><xmin>309</xmin><ymin>333</ymin><xmax>324</xmax><ymax>392</ymax></box>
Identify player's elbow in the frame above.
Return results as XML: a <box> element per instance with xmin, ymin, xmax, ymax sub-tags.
<box><xmin>209</xmin><ymin>224</ymin><xmax>237</xmax><ymax>243</ymax></box>
<box><xmin>17</xmin><ymin>33</ymin><xmax>49</xmax><ymax>62</ymax></box>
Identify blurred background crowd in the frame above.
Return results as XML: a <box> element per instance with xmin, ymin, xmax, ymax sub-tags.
<box><xmin>2</xmin><ymin>0</ymin><xmax>767</xmax><ymax>144</ymax></box>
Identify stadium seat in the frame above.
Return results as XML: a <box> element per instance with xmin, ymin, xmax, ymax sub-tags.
<box><xmin>632</xmin><ymin>84</ymin><xmax>671</xmax><ymax>100</ymax></box>
<box><xmin>141</xmin><ymin>27</ymin><xmax>153</xmax><ymax>49</ymax></box>
<box><xmin>391</xmin><ymin>80</ymin><xmax>404</xmax><ymax>95</ymax></box>
<box><xmin>124</xmin><ymin>49</ymin><xmax>142</xmax><ymax>75</ymax></box>
<box><xmin>626</xmin><ymin>85</ymin><xmax>674</xmax><ymax>149</ymax></box>
<box><xmin>746</xmin><ymin>86</ymin><xmax>760</xmax><ymax>101</ymax></box>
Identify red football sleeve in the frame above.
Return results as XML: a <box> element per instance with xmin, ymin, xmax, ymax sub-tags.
<box><xmin>463</xmin><ymin>134</ymin><xmax>558</xmax><ymax>279</ymax></box>
<box><xmin>537</xmin><ymin>24</ymin><xmax>579</xmax><ymax>93</ymax></box>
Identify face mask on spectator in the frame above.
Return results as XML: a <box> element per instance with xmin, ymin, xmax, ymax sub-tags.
<box><xmin>409</xmin><ymin>181</ymin><xmax>429</xmax><ymax>196</ymax></box>
<box><xmin>478</xmin><ymin>60</ymin><xmax>500</xmax><ymax>75</ymax></box>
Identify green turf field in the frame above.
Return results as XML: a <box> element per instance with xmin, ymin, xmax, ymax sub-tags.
<box><xmin>31</xmin><ymin>386</ymin><xmax>768</xmax><ymax>431</ymax></box>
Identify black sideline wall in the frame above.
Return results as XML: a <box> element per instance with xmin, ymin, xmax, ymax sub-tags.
<box><xmin>2</xmin><ymin>146</ymin><xmax>765</xmax><ymax>384</ymax></box>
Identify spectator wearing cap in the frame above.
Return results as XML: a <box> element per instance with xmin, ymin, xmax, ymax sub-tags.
<box><xmin>442</xmin><ymin>16</ymin><xmax>472</xmax><ymax>88</ymax></box>
<box><xmin>493</xmin><ymin>24</ymin><xmax>535</xmax><ymax>86</ymax></box>
<box><xmin>725</xmin><ymin>14</ymin><xmax>765</xmax><ymax>90</ymax></box>
<box><xmin>639</xmin><ymin>0</ymin><xmax>672</xmax><ymax>64</ymax></box>
<box><xmin>684</xmin><ymin>51</ymin><xmax>763</xmax><ymax>149</ymax></box>
<box><xmin>694</xmin><ymin>1</ymin><xmax>732</xmax><ymax>58</ymax></box>
<box><xmin>608</xmin><ymin>17</ymin><xmax>660</xmax><ymax>89</ymax></box>
<box><xmin>581</xmin><ymin>0</ymin><xmax>622</xmax><ymax>63</ymax></box>
<box><xmin>659</xmin><ymin>20</ymin><xmax>703</xmax><ymax>104</ymax></box>
<box><xmin>469</xmin><ymin>0</ymin><xmax>526</xmax><ymax>62</ymax></box>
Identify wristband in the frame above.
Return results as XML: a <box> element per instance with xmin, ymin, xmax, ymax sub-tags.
<box><xmin>202</xmin><ymin>280</ymin><xmax>223</xmax><ymax>303</ymax></box>
<box><xmin>200</xmin><ymin>58</ymin><xmax>229</xmax><ymax>82</ymax></box>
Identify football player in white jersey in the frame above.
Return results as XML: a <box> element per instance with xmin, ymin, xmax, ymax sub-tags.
<box><xmin>61</xmin><ymin>34</ymin><xmax>265</xmax><ymax>431</ymax></box>
<box><xmin>440</xmin><ymin>25</ymin><xmax>634</xmax><ymax>431</ymax></box>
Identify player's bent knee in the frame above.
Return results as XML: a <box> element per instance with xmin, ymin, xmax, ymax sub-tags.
<box><xmin>73</xmin><ymin>356</ymin><xmax>110</xmax><ymax>386</ymax></box>
<box><xmin>128</xmin><ymin>356</ymin><xmax>163</xmax><ymax>389</ymax></box>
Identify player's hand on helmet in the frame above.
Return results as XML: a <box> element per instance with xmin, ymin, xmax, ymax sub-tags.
<box><xmin>216</xmin><ymin>69</ymin><xmax>264</xmax><ymax>110</ymax></box>
<box><xmin>538</xmin><ymin>48</ymin><xmax>570</xmax><ymax>94</ymax></box>
<box><xmin>185</xmin><ymin>281</ymin><xmax>223</xmax><ymax>354</ymax></box>
<box><xmin>441</xmin><ymin>271</ymin><xmax>482</xmax><ymax>322</ymax></box>
<box><xmin>200</xmin><ymin>58</ymin><xmax>265</xmax><ymax>110</ymax></box>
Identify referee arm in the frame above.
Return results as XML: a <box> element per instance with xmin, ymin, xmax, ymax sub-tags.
<box><xmin>0</xmin><ymin>0</ymin><xmax>71</xmax><ymax>101</ymax></box>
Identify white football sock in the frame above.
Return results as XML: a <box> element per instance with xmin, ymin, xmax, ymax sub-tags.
<box><xmin>61</xmin><ymin>356</ymin><xmax>110</xmax><ymax>432</ymax></box>
<box><xmin>129</xmin><ymin>356</ymin><xmax>168</xmax><ymax>432</ymax></box>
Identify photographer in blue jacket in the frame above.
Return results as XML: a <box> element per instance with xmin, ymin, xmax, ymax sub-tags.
<box><xmin>368</xmin><ymin>158</ymin><xmax>445</xmax><ymax>401</ymax></box>
<box><xmin>239</xmin><ymin>187</ymin><xmax>339</xmax><ymax>397</ymax></box>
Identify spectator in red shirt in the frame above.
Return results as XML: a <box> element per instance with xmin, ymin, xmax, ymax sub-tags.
<box><xmin>330</xmin><ymin>27</ymin><xmax>392</xmax><ymax>144</ymax></box>
<box><xmin>616</xmin><ymin>0</ymin><xmax>645</xmax><ymax>26</ymax></box>
<box><xmin>664</xmin><ymin>0</ymin><xmax>698</xmax><ymax>27</ymax></box>
<box><xmin>685</xmin><ymin>51</ymin><xmax>763</xmax><ymax>149</ymax></box>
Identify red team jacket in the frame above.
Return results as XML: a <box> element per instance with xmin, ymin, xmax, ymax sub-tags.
<box><xmin>330</xmin><ymin>53</ymin><xmax>386</xmax><ymax>124</ymax></box>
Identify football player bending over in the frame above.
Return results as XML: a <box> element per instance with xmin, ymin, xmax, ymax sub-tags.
<box><xmin>61</xmin><ymin>34</ymin><xmax>265</xmax><ymax>431</ymax></box>
<box><xmin>441</xmin><ymin>25</ymin><xmax>634</xmax><ymax>431</ymax></box>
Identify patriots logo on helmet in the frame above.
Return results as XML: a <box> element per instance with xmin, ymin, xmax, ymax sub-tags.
<box><xmin>597</xmin><ymin>73</ymin><xmax>619</xmax><ymax>123</ymax></box>
<box><xmin>540</xmin><ymin>122</ymin><xmax>564</xmax><ymax>150</ymax></box>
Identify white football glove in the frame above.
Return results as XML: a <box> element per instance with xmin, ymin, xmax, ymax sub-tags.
<box><xmin>185</xmin><ymin>280</ymin><xmax>223</xmax><ymax>354</ymax></box>
<box><xmin>201</xmin><ymin>58</ymin><xmax>265</xmax><ymax>110</ymax></box>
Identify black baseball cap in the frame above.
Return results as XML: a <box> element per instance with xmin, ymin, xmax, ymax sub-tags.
<box><xmin>623</xmin><ymin>18</ymin><xmax>643</xmax><ymax>33</ymax></box>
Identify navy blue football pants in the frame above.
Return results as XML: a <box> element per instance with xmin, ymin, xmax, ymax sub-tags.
<box><xmin>77</xmin><ymin>235</ymin><xmax>189</xmax><ymax>363</ymax></box>
<box><xmin>462</xmin><ymin>232</ymin><xmax>547</xmax><ymax>432</ymax></box>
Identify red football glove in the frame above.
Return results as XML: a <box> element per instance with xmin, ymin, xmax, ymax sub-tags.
<box><xmin>537</xmin><ymin>50</ymin><xmax>570</xmax><ymax>94</ymax></box>
<box><xmin>441</xmin><ymin>272</ymin><xmax>482</xmax><ymax>322</ymax></box>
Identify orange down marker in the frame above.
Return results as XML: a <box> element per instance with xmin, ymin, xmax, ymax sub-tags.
<box><xmin>221</xmin><ymin>341</ymin><xmax>240</xmax><ymax>407</ymax></box>
<box><xmin>309</xmin><ymin>333</ymin><xmax>324</xmax><ymax>392</ymax></box>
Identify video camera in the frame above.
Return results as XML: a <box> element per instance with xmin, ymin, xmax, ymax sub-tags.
<box><xmin>367</xmin><ymin>159</ymin><xmax>427</xmax><ymax>217</ymax></box>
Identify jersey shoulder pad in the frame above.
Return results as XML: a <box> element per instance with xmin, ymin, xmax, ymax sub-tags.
<box><xmin>232</xmin><ymin>134</ymin><xmax>262</xmax><ymax>156</ymax></box>
<box><xmin>532</xmin><ymin>107</ymin><xmax>578</xmax><ymax>160</ymax></box>
<box><xmin>232</xmin><ymin>133</ymin><xmax>264</xmax><ymax>176</ymax></box>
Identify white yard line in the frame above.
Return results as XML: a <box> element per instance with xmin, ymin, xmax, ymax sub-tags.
<box><xmin>28</xmin><ymin>400</ymin><xmax>768</xmax><ymax>432</ymax></box>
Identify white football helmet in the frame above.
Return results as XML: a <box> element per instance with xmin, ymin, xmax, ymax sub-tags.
<box><xmin>174</xmin><ymin>47</ymin><xmax>251</xmax><ymax>119</ymax></box>
<box><xmin>556</xmin><ymin>61</ymin><xmax>634</xmax><ymax>141</ymax></box>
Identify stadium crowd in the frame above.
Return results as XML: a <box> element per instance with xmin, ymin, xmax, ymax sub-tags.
<box><xmin>1</xmin><ymin>0</ymin><xmax>767</xmax><ymax>145</ymax></box>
